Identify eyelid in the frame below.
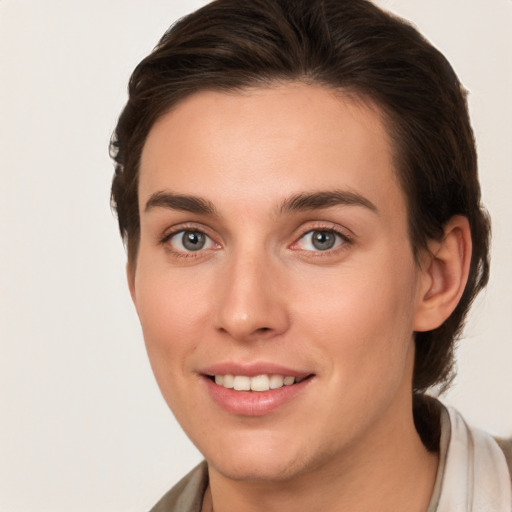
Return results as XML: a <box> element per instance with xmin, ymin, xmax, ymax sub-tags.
<box><xmin>289</xmin><ymin>222</ymin><xmax>354</xmax><ymax>253</ymax></box>
<box><xmin>159</xmin><ymin>223</ymin><xmax>221</xmax><ymax>255</ymax></box>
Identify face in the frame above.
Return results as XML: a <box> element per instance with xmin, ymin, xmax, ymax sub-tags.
<box><xmin>132</xmin><ymin>84</ymin><xmax>428</xmax><ymax>482</ymax></box>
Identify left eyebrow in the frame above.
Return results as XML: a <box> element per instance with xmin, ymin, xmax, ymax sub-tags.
<box><xmin>279</xmin><ymin>190</ymin><xmax>379</xmax><ymax>215</ymax></box>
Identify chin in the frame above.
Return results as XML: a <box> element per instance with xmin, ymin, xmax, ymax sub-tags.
<box><xmin>211</xmin><ymin>454</ymin><xmax>307</xmax><ymax>483</ymax></box>
<box><xmin>200</xmin><ymin>431</ymin><xmax>316</xmax><ymax>482</ymax></box>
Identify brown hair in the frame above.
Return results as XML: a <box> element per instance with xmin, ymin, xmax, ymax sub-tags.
<box><xmin>110</xmin><ymin>0</ymin><xmax>490</xmax><ymax>394</ymax></box>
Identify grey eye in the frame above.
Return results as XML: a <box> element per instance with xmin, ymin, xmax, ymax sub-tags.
<box><xmin>181</xmin><ymin>231</ymin><xmax>206</xmax><ymax>251</ymax></box>
<box><xmin>295</xmin><ymin>229</ymin><xmax>345</xmax><ymax>252</ymax></box>
<box><xmin>311</xmin><ymin>231</ymin><xmax>336</xmax><ymax>250</ymax></box>
<box><xmin>168</xmin><ymin>230</ymin><xmax>215</xmax><ymax>252</ymax></box>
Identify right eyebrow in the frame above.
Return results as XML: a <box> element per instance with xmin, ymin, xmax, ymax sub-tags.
<box><xmin>144</xmin><ymin>191</ymin><xmax>218</xmax><ymax>215</ymax></box>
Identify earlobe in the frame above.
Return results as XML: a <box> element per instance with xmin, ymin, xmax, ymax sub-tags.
<box><xmin>413</xmin><ymin>216</ymin><xmax>472</xmax><ymax>332</ymax></box>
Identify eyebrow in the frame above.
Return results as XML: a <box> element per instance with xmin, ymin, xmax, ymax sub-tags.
<box><xmin>279</xmin><ymin>190</ymin><xmax>378</xmax><ymax>214</ymax></box>
<box><xmin>144</xmin><ymin>189</ymin><xmax>378</xmax><ymax>217</ymax></box>
<box><xmin>144</xmin><ymin>191</ymin><xmax>218</xmax><ymax>215</ymax></box>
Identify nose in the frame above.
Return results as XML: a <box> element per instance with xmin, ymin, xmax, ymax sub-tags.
<box><xmin>214</xmin><ymin>250</ymin><xmax>290</xmax><ymax>342</ymax></box>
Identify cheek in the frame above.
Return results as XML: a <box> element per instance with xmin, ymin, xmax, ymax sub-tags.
<box><xmin>136</xmin><ymin>253</ymin><xmax>212</xmax><ymax>325</ymax></box>
<box><xmin>293</xmin><ymin>252</ymin><xmax>418</xmax><ymax>384</ymax></box>
<box><xmin>133</xmin><ymin>264</ymin><xmax>212</xmax><ymax>380</ymax></box>
<box><xmin>132</xmin><ymin>268</ymin><xmax>216</xmax><ymax>425</ymax></box>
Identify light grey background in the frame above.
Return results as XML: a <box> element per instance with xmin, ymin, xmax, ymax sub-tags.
<box><xmin>1</xmin><ymin>1</ymin><xmax>510</xmax><ymax>510</ymax></box>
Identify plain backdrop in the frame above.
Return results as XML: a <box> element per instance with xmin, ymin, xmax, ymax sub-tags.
<box><xmin>1</xmin><ymin>1</ymin><xmax>511</xmax><ymax>511</ymax></box>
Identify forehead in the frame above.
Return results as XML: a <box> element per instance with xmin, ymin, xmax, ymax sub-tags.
<box><xmin>139</xmin><ymin>84</ymin><xmax>405</xmax><ymax>219</ymax></box>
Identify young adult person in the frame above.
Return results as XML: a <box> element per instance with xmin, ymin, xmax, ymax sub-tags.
<box><xmin>110</xmin><ymin>0</ymin><xmax>512</xmax><ymax>510</ymax></box>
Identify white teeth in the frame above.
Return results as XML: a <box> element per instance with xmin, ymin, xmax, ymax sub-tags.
<box><xmin>269</xmin><ymin>375</ymin><xmax>284</xmax><ymax>389</ymax></box>
<box><xmin>213</xmin><ymin>374</ymin><xmax>302</xmax><ymax>392</ymax></box>
<box><xmin>223</xmin><ymin>374</ymin><xmax>234</xmax><ymax>389</ymax></box>
<box><xmin>233</xmin><ymin>376</ymin><xmax>251</xmax><ymax>391</ymax></box>
<box><xmin>283</xmin><ymin>376</ymin><xmax>295</xmax><ymax>386</ymax></box>
<box><xmin>250</xmin><ymin>375</ymin><xmax>269</xmax><ymax>391</ymax></box>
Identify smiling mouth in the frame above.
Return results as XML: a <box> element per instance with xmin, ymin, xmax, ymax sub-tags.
<box><xmin>209</xmin><ymin>374</ymin><xmax>312</xmax><ymax>392</ymax></box>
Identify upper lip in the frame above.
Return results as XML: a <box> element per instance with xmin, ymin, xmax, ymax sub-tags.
<box><xmin>199</xmin><ymin>361</ymin><xmax>313</xmax><ymax>378</ymax></box>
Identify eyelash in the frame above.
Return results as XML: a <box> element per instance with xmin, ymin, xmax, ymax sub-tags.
<box><xmin>159</xmin><ymin>224</ymin><xmax>220</xmax><ymax>258</ymax></box>
<box><xmin>159</xmin><ymin>223</ymin><xmax>352</xmax><ymax>258</ymax></box>
<box><xmin>291</xmin><ymin>227</ymin><xmax>351</xmax><ymax>255</ymax></box>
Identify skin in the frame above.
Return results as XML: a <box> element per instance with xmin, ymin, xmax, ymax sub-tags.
<box><xmin>130</xmin><ymin>84</ymin><xmax>470</xmax><ymax>512</ymax></box>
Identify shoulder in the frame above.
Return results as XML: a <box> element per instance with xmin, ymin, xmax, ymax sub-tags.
<box><xmin>148</xmin><ymin>461</ymin><xmax>208</xmax><ymax>512</ymax></box>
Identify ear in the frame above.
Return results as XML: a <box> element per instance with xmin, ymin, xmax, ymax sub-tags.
<box><xmin>413</xmin><ymin>215</ymin><xmax>472</xmax><ymax>332</ymax></box>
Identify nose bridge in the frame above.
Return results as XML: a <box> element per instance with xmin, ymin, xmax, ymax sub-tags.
<box><xmin>215</xmin><ymin>243</ymin><xmax>288</xmax><ymax>341</ymax></box>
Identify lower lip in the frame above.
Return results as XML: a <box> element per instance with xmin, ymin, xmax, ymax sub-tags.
<box><xmin>203</xmin><ymin>376</ymin><xmax>313</xmax><ymax>417</ymax></box>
